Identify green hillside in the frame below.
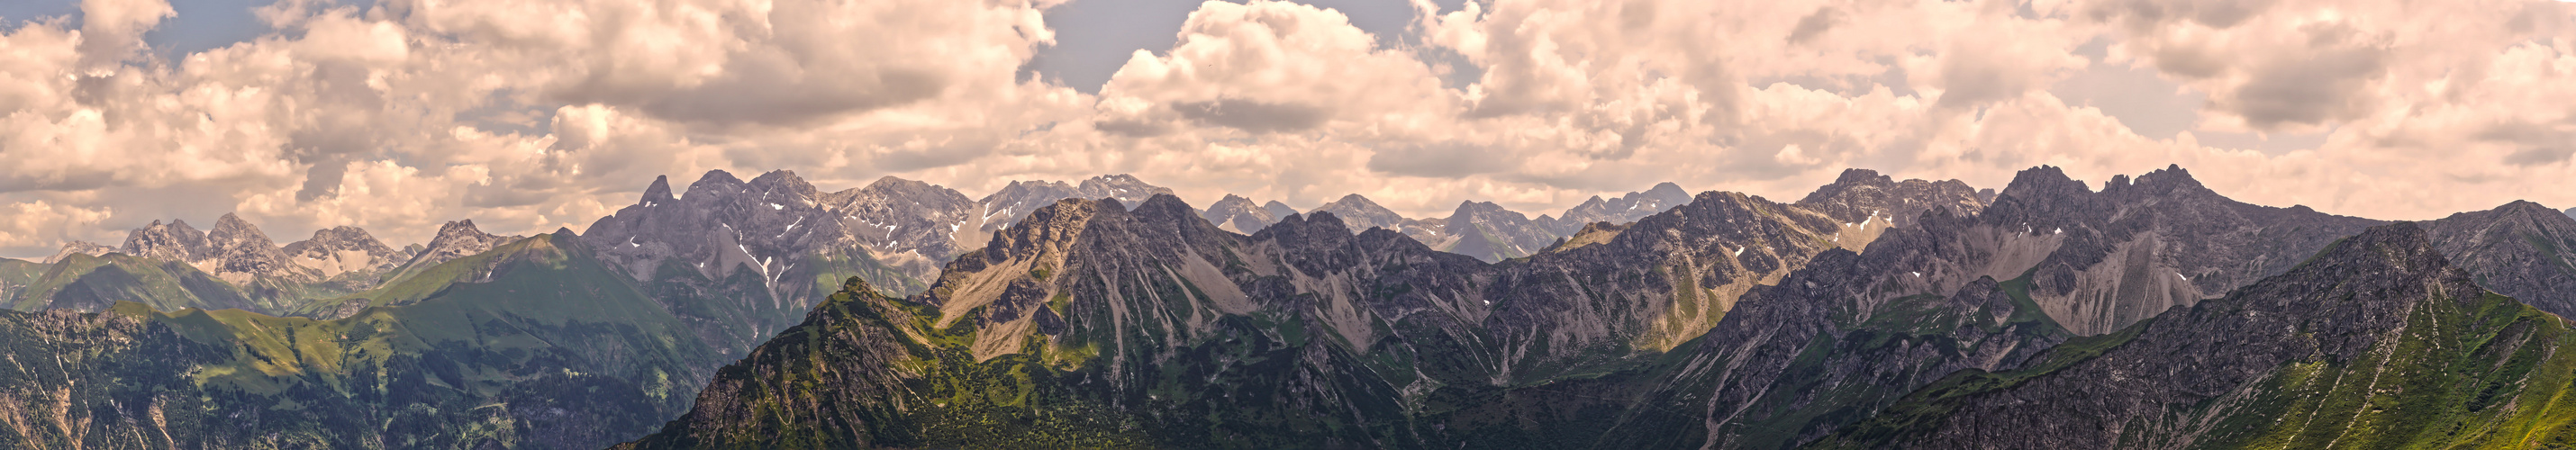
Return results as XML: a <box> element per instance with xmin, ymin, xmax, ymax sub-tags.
<box><xmin>0</xmin><ymin>232</ymin><xmax>728</xmax><ymax>449</ymax></box>
<box><xmin>5</xmin><ymin>253</ymin><xmax>259</xmax><ymax>313</ymax></box>
<box><xmin>1813</xmin><ymin>223</ymin><xmax>2576</xmax><ymax>449</ymax></box>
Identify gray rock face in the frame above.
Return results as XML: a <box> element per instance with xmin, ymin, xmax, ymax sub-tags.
<box><xmin>118</xmin><ymin>219</ymin><xmax>210</xmax><ymax>263</ymax></box>
<box><xmin>1591</xmin><ymin>206</ymin><xmax>2073</xmax><ymax>449</ymax></box>
<box><xmin>201</xmin><ymin>213</ymin><xmax>322</xmax><ymax>284</ymax></box>
<box><xmin>1816</xmin><ymin>223</ymin><xmax>2520</xmax><ymax>449</ymax></box>
<box><xmin>42</xmin><ymin>240</ymin><xmax>112</xmax><ymax>264</ymax></box>
<box><xmin>1264</xmin><ymin>200</ymin><xmax>1297</xmax><ymax>221</ymax></box>
<box><xmin>1442</xmin><ymin>200</ymin><xmax>1557</xmax><ymax>262</ymax></box>
<box><xmin>1978</xmin><ymin>165</ymin><xmax>2382</xmax><ymax>335</ymax></box>
<box><xmin>1077</xmin><ymin>174</ymin><xmax>1173</xmax><ymax>207</ymax></box>
<box><xmin>1534</xmin><ymin>165</ymin><xmax>2383</xmax><ymax>449</ymax></box>
<box><xmin>585</xmin><ymin>170</ymin><xmax>837</xmax><ymax>297</ymax></box>
<box><xmin>2423</xmin><ymin>200</ymin><xmax>2576</xmax><ymax>317</ymax></box>
<box><xmin>1309</xmin><ymin>194</ymin><xmax>1447</xmax><ymax>243</ymax></box>
<box><xmin>397</xmin><ymin>219</ymin><xmax>519</xmax><ymax>274</ymax></box>
<box><xmin>281</xmin><ymin>225</ymin><xmax>410</xmax><ymax>279</ymax></box>
<box><xmin>971</xmin><ymin>175</ymin><xmax>1177</xmax><ymax>233</ymax></box>
<box><xmin>1794</xmin><ymin>168</ymin><xmax>1988</xmax><ymax>230</ymax></box>
<box><xmin>1199</xmin><ymin>194</ymin><xmax>1292</xmax><ymax>233</ymax></box>
<box><xmin>821</xmin><ymin>176</ymin><xmax>980</xmax><ymax>282</ymax></box>
<box><xmin>972</xmin><ymin>180</ymin><xmax>1084</xmax><ymax>232</ymax></box>
<box><xmin>1541</xmin><ymin>182</ymin><xmax>1692</xmax><ymax>237</ymax></box>
<box><xmin>582</xmin><ymin>170</ymin><xmax>923</xmax><ymax>356</ymax></box>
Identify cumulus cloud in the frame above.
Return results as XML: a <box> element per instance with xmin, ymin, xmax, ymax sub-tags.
<box><xmin>3</xmin><ymin>0</ymin><xmax>2575</xmax><ymax>257</ymax></box>
<box><xmin>0</xmin><ymin>201</ymin><xmax>113</xmax><ymax>252</ymax></box>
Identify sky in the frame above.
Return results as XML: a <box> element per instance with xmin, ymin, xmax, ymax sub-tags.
<box><xmin>0</xmin><ymin>0</ymin><xmax>2572</xmax><ymax>257</ymax></box>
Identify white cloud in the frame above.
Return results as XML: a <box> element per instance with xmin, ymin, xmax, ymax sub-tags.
<box><xmin>0</xmin><ymin>200</ymin><xmax>113</xmax><ymax>250</ymax></box>
<box><xmin>2</xmin><ymin>0</ymin><xmax>2574</xmax><ymax>257</ymax></box>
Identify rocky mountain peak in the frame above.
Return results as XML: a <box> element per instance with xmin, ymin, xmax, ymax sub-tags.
<box><xmin>687</xmin><ymin>169</ymin><xmax>746</xmax><ymax>194</ymax></box>
<box><xmin>406</xmin><ymin>220</ymin><xmax>516</xmax><ymax>272</ymax></box>
<box><xmin>118</xmin><ymin>219</ymin><xmax>210</xmax><ymax>262</ymax></box>
<box><xmin>820</xmin><ymin>175</ymin><xmax>977</xmax><ymax>284</ymax></box>
<box><xmin>1130</xmin><ymin>194</ymin><xmax>1201</xmax><ymax>222</ymax></box>
<box><xmin>2495</xmin><ymin>199</ymin><xmax>2560</xmax><ymax>217</ymax></box>
<box><xmin>1792</xmin><ymin>168</ymin><xmax>1986</xmax><ymax>231</ymax></box>
<box><xmin>2304</xmin><ymin>221</ymin><xmax>2452</xmax><ymax>284</ymax></box>
<box><xmin>43</xmin><ymin>240</ymin><xmax>113</xmax><ymax>264</ymax></box>
<box><xmin>641</xmin><ymin>175</ymin><xmax>676</xmax><ymax>204</ymax></box>
<box><xmin>854</xmin><ymin>176</ymin><xmax>943</xmax><ymax>196</ymax></box>
<box><xmin>200</xmin><ymin>212</ymin><xmax>318</xmax><ymax>283</ymax></box>
<box><xmin>1200</xmin><ymin>194</ymin><xmax>1288</xmax><ymax>234</ymax></box>
<box><xmin>282</xmin><ymin>225</ymin><xmax>406</xmax><ymax>278</ymax></box>
<box><xmin>1311</xmin><ymin>194</ymin><xmax>1406</xmax><ymax>233</ymax></box>
<box><xmin>1831</xmin><ymin>167</ymin><xmax>1894</xmax><ymax>185</ymax></box>
<box><xmin>1444</xmin><ymin>200</ymin><xmax>1555</xmax><ymax>262</ymax></box>
<box><xmin>1543</xmin><ymin>181</ymin><xmax>1697</xmax><ymax>237</ymax></box>
<box><xmin>746</xmin><ymin>170</ymin><xmax>821</xmax><ymax>203</ymax></box>
<box><xmin>2423</xmin><ymin>200</ymin><xmax>2576</xmax><ymax>317</ymax></box>
<box><xmin>970</xmin><ymin>179</ymin><xmax>1088</xmax><ymax>233</ymax></box>
<box><xmin>1263</xmin><ymin>201</ymin><xmax>1295</xmax><ymax>218</ymax></box>
<box><xmin>1075</xmin><ymin>174</ymin><xmax>1175</xmax><ymax>209</ymax></box>
<box><xmin>1260</xmin><ymin>211</ymin><xmax>1354</xmax><ymax>241</ymax></box>
<box><xmin>977</xmin><ymin>198</ymin><xmax>1106</xmax><ymax>264</ymax></box>
<box><xmin>1646</xmin><ymin>181</ymin><xmax>1686</xmax><ymax>196</ymax></box>
<box><xmin>1997</xmin><ymin>165</ymin><xmax>2091</xmax><ymax>202</ymax></box>
<box><xmin>2100</xmin><ymin>164</ymin><xmax>2207</xmax><ymax>196</ymax></box>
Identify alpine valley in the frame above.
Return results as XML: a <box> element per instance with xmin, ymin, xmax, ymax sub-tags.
<box><xmin>7</xmin><ymin>165</ymin><xmax>2576</xmax><ymax>450</ymax></box>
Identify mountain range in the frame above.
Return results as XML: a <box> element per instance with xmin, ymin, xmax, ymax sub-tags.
<box><xmin>5</xmin><ymin>164</ymin><xmax>2576</xmax><ymax>449</ymax></box>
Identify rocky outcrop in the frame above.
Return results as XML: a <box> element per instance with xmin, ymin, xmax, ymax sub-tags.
<box><xmin>1077</xmin><ymin>174</ymin><xmax>1174</xmax><ymax>207</ymax></box>
<box><xmin>1540</xmin><ymin>221</ymin><xmax>1629</xmax><ymax>253</ymax></box>
<box><xmin>2423</xmin><ymin>200</ymin><xmax>2576</xmax><ymax>317</ymax></box>
<box><xmin>1441</xmin><ymin>200</ymin><xmax>1557</xmax><ymax>262</ymax></box>
<box><xmin>281</xmin><ymin>226</ymin><xmax>409</xmax><ymax>279</ymax></box>
<box><xmin>1308</xmin><ymin>194</ymin><xmax>1455</xmax><ymax>248</ymax></box>
<box><xmin>821</xmin><ymin>176</ymin><xmax>981</xmax><ymax>283</ymax></box>
<box><xmin>393</xmin><ymin>220</ymin><xmax>518</xmax><ymax>276</ymax></box>
<box><xmin>1815</xmin><ymin>222</ymin><xmax>2576</xmax><ymax>449</ymax></box>
<box><xmin>1793</xmin><ymin>168</ymin><xmax>1989</xmax><ymax>251</ymax></box>
<box><xmin>1979</xmin><ymin>165</ymin><xmax>2381</xmax><ymax>335</ymax></box>
<box><xmin>118</xmin><ymin>219</ymin><xmax>211</xmax><ymax>262</ymax></box>
<box><xmin>582</xmin><ymin>170</ymin><xmax>921</xmax><ymax>358</ymax></box>
<box><xmin>201</xmin><ymin>213</ymin><xmax>322</xmax><ymax>284</ymax></box>
<box><xmin>971</xmin><ymin>175</ymin><xmax>1178</xmax><ymax>234</ymax></box>
<box><xmin>42</xmin><ymin>240</ymin><xmax>112</xmax><ymax>264</ymax></box>
<box><xmin>1199</xmin><ymin>194</ymin><xmax>1295</xmax><ymax>234</ymax></box>
<box><xmin>1539</xmin><ymin>181</ymin><xmax>1692</xmax><ymax>237</ymax></box>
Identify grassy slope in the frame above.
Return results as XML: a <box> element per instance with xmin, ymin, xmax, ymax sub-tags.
<box><xmin>6</xmin><ymin>253</ymin><xmax>258</xmax><ymax>312</ymax></box>
<box><xmin>1814</xmin><ymin>291</ymin><xmax>2576</xmax><ymax>449</ymax></box>
<box><xmin>0</xmin><ymin>233</ymin><xmax>727</xmax><ymax>449</ymax></box>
